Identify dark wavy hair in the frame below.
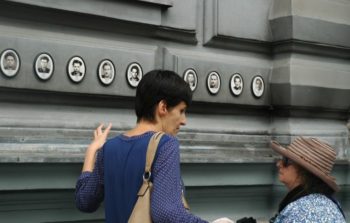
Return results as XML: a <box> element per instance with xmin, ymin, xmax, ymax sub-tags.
<box><xmin>135</xmin><ymin>70</ymin><xmax>192</xmax><ymax>123</ymax></box>
<box><xmin>296</xmin><ymin>165</ymin><xmax>334</xmax><ymax>196</ymax></box>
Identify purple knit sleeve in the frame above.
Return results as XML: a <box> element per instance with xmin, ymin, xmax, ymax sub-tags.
<box><xmin>75</xmin><ymin>149</ymin><xmax>104</xmax><ymax>213</ymax></box>
<box><xmin>151</xmin><ymin>136</ymin><xmax>208</xmax><ymax>223</ymax></box>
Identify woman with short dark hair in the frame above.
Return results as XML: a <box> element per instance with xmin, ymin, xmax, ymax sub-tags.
<box><xmin>75</xmin><ymin>70</ymin><xmax>210</xmax><ymax>223</ymax></box>
<box><xmin>269</xmin><ymin>137</ymin><xmax>346</xmax><ymax>222</ymax></box>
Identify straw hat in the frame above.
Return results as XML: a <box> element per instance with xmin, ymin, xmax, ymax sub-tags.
<box><xmin>270</xmin><ymin>137</ymin><xmax>339</xmax><ymax>192</ymax></box>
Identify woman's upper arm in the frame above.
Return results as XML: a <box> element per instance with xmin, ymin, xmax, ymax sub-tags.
<box><xmin>151</xmin><ymin>136</ymin><xmax>207</xmax><ymax>223</ymax></box>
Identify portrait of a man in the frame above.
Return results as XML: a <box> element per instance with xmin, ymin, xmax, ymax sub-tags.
<box><xmin>71</xmin><ymin>60</ymin><xmax>83</xmax><ymax>76</ymax></box>
<box><xmin>0</xmin><ymin>49</ymin><xmax>20</xmax><ymax>77</ymax></box>
<box><xmin>34</xmin><ymin>53</ymin><xmax>54</xmax><ymax>81</ymax></box>
<box><xmin>230</xmin><ymin>73</ymin><xmax>244</xmax><ymax>96</ymax></box>
<box><xmin>67</xmin><ymin>56</ymin><xmax>86</xmax><ymax>83</ymax></box>
<box><xmin>183</xmin><ymin>68</ymin><xmax>198</xmax><ymax>92</ymax></box>
<box><xmin>98</xmin><ymin>59</ymin><xmax>115</xmax><ymax>86</ymax></box>
<box><xmin>207</xmin><ymin>71</ymin><xmax>221</xmax><ymax>95</ymax></box>
<box><xmin>126</xmin><ymin>62</ymin><xmax>143</xmax><ymax>88</ymax></box>
<box><xmin>251</xmin><ymin>75</ymin><xmax>264</xmax><ymax>98</ymax></box>
<box><xmin>4</xmin><ymin>53</ymin><xmax>16</xmax><ymax>70</ymax></box>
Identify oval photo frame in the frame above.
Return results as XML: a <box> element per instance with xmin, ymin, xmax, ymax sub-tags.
<box><xmin>67</xmin><ymin>56</ymin><xmax>86</xmax><ymax>84</ymax></box>
<box><xmin>126</xmin><ymin>62</ymin><xmax>143</xmax><ymax>88</ymax></box>
<box><xmin>183</xmin><ymin>68</ymin><xmax>198</xmax><ymax>92</ymax></box>
<box><xmin>251</xmin><ymin>75</ymin><xmax>265</xmax><ymax>98</ymax></box>
<box><xmin>206</xmin><ymin>71</ymin><xmax>221</xmax><ymax>95</ymax></box>
<box><xmin>230</xmin><ymin>73</ymin><xmax>244</xmax><ymax>96</ymax></box>
<box><xmin>34</xmin><ymin>53</ymin><xmax>54</xmax><ymax>81</ymax></box>
<box><xmin>0</xmin><ymin>49</ymin><xmax>20</xmax><ymax>78</ymax></box>
<box><xmin>98</xmin><ymin>59</ymin><xmax>115</xmax><ymax>86</ymax></box>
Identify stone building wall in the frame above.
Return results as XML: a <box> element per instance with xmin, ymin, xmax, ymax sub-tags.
<box><xmin>0</xmin><ymin>0</ymin><xmax>349</xmax><ymax>222</ymax></box>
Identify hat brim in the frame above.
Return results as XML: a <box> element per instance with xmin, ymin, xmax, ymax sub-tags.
<box><xmin>270</xmin><ymin>140</ymin><xmax>339</xmax><ymax>192</ymax></box>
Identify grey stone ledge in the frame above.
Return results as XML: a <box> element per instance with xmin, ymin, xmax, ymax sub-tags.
<box><xmin>1</xmin><ymin>143</ymin><xmax>348</xmax><ymax>165</ymax></box>
<box><xmin>138</xmin><ymin>0</ymin><xmax>173</xmax><ymax>7</ymax></box>
<box><xmin>0</xmin><ymin>143</ymin><xmax>275</xmax><ymax>164</ymax></box>
<box><xmin>0</xmin><ymin>1</ymin><xmax>194</xmax><ymax>44</ymax></box>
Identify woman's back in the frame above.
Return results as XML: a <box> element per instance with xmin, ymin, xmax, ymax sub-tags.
<box><xmin>104</xmin><ymin>132</ymin><xmax>167</xmax><ymax>222</ymax></box>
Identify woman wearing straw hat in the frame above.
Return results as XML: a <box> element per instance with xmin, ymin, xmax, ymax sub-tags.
<box><xmin>269</xmin><ymin>137</ymin><xmax>346</xmax><ymax>223</ymax></box>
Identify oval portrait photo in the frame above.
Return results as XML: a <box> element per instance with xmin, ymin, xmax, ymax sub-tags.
<box><xmin>230</xmin><ymin>73</ymin><xmax>244</xmax><ymax>96</ymax></box>
<box><xmin>183</xmin><ymin>68</ymin><xmax>198</xmax><ymax>92</ymax></box>
<box><xmin>126</xmin><ymin>62</ymin><xmax>143</xmax><ymax>88</ymax></box>
<box><xmin>251</xmin><ymin>75</ymin><xmax>264</xmax><ymax>98</ymax></box>
<box><xmin>207</xmin><ymin>71</ymin><xmax>221</xmax><ymax>95</ymax></box>
<box><xmin>0</xmin><ymin>49</ymin><xmax>20</xmax><ymax>78</ymax></box>
<box><xmin>67</xmin><ymin>56</ymin><xmax>86</xmax><ymax>83</ymax></box>
<box><xmin>98</xmin><ymin>59</ymin><xmax>115</xmax><ymax>86</ymax></box>
<box><xmin>34</xmin><ymin>53</ymin><xmax>54</xmax><ymax>81</ymax></box>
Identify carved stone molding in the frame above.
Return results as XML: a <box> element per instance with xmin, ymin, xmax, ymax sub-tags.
<box><xmin>270</xmin><ymin>54</ymin><xmax>350</xmax><ymax>111</ymax></box>
<box><xmin>203</xmin><ymin>0</ymin><xmax>350</xmax><ymax>56</ymax></box>
<box><xmin>0</xmin><ymin>0</ymin><xmax>197</xmax><ymax>43</ymax></box>
<box><xmin>203</xmin><ymin>0</ymin><xmax>273</xmax><ymax>53</ymax></box>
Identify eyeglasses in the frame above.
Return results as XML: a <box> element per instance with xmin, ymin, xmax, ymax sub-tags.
<box><xmin>281</xmin><ymin>156</ymin><xmax>293</xmax><ymax>167</ymax></box>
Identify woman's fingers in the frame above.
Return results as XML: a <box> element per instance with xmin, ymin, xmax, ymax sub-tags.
<box><xmin>104</xmin><ymin>123</ymin><xmax>112</xmax><ymax>135</ymax></box>
<box><xmin>94</xmin><ymin>130</ymin><xmax>98</xmax><ymax>139</ymax></box>
<box><xmin>93</xmin><ymin>123</ymin><xmax>112</xmax><ymax>140</ymax></box>
<box><xmin>96</xmin><ymin>123</ymin><xmax>103</xmax><ymax>135</ymax></box>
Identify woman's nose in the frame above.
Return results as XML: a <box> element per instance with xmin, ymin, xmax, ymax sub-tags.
<box><xmin>180</xmin><ymin>113</ymin><xmax>187</xmax><ymax>126</ymax></box>
<box><xmin>181</xmin><ymin>116</ymin><xmax>186</xmax><ymax>126</ymax></box>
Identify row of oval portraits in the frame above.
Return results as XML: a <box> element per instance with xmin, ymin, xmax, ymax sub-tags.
<box><xmin>184</xmin><ymin>68</ymin><xmax>264</xmax><ymax>98</ymax></box>
<box><xmin>0</xmin><ymin>49</ymin><xmax>265</xmax><ymax>97</ymax></box>
<box><xmin>0</xmin><ymin>49</ymin><xmax>142</xmax><ymax>87</ymax></box>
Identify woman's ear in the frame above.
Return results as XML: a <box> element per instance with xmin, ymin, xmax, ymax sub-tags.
<box><xmin>157</xmin><ymin>100</ymin><xmax>168</xmax><ymax>117</ymax></box>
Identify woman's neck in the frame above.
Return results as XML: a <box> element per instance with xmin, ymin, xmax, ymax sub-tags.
<box><xmin>287</xmin><ymin>177</ymin><xmax>303</xmax><ymax>191</ymax></box>
<box><xmin>124</xmin><ymin>120</ymin><xmax>161</xmax><ymax>137</ymax></box>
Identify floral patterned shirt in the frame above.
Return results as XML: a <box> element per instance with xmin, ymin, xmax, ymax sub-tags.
<box><xmin>274</xmin><ymin>193</ymin><xmax>346</xmax><ymax>223</ymax></box>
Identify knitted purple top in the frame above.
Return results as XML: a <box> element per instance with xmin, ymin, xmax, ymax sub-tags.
<box><xmin>75</xmin><ymin>131</ymin><xmax>208</xmax><ymax>223</ymax></box>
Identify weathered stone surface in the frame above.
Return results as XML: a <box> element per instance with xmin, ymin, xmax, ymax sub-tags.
<box><xmin>0</xmin><ymin>0</ymin><xmax>349</xmax><ymax>222</ymax></box>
